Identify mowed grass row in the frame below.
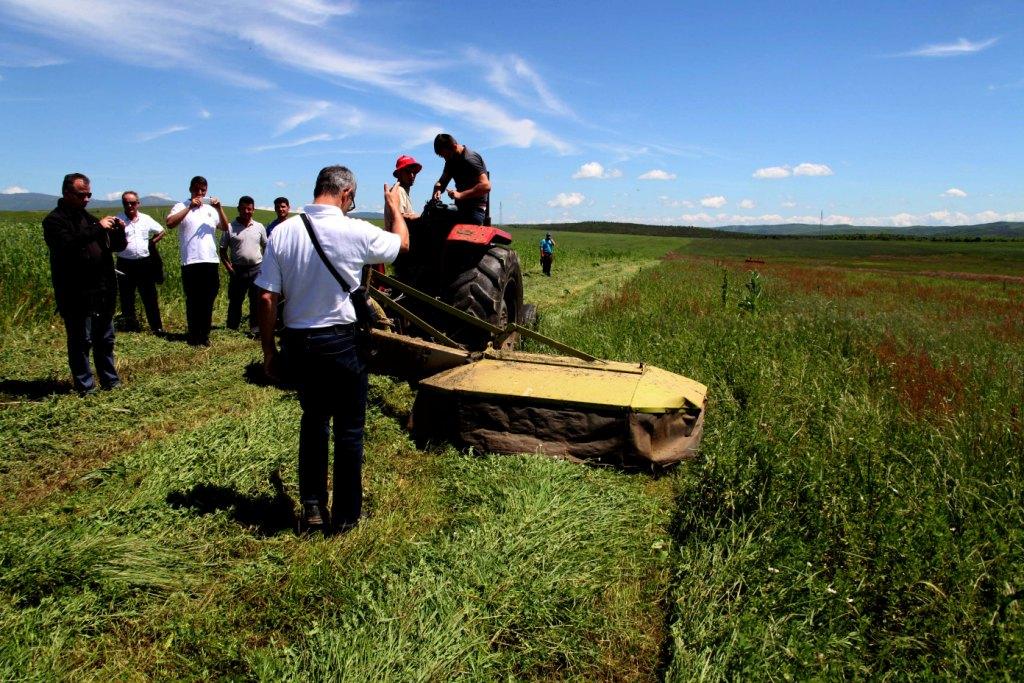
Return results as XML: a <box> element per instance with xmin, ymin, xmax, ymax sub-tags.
<box><xmin>0</xmin><ymin>219</ymin><xmax>683</xmax><ymax>679</ymax></box>
<box><xmin>540</xmin><ymin>253</ymin><xmax>1023</xmax><ymax>678</ymax></box>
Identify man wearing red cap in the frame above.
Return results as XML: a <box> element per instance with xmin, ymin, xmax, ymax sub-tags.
<box><xmin>386</xmin><ymin>154</ymin><xmax>422</xmax><ymax>230</ymax></box>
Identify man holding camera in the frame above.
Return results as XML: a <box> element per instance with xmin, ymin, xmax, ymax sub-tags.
<box><xmin>115</xmin><ymin>190</ymin><xmax>165</xmax><ymax>335</ymax></box>
<box><xmin>166</xmin><ymin>176</ymin><xmax>229</xmax><ymax>346</ymax></box>
<box><xmin>43</xmin><ymin>173</ymin><xmax>128</xmax><ymax>395</ymax></box>
<box><xmin>256</xmin><ymin>166</ymin><xmax>409</xmax><ymax>534</ymax></box>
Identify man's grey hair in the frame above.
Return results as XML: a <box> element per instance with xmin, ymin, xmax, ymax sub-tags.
<box><xmin>62</xmin><ymin>172</ymin><xmax>89</xmax><ymax>194</ymax></box>
<box><xmin>122</xmin><ymin>190</ymin><xmax>139</xmax><ymax>202</ymax></box>
<box><xmin>314</xmin><ymin>165</ymin><xmax>356</xmax><ymax>198</ymax></box>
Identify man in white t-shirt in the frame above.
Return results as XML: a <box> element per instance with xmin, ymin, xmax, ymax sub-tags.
<box><xmin>115</xmin><ymin>191</ymin><xmax>165</xmax><ymax>334</ymax></box>
<box><xmin>165</xmin><ymin>175</ymin><xmax>229</xmax><ymax>346</ymax></box>
<box><xmin>256</xmin><ymin>165</ymin><xmax>409</xmax><ymax>534</ymax></box>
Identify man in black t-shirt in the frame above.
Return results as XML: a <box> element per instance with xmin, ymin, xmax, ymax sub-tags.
<box><xmin>431</xmin><ymin>133</ymin><xmax>490</xmax><ymax>225</ymax></box>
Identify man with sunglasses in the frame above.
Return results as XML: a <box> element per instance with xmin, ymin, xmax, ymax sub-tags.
<box><xmin>115</xmin><ymin>191</ymin><xmax>165</xmax><ymax>335</ymax></box>
<box><xmin>43</xmin><ymin>172</ymin><xmax>128</xmax><ymax>395</ymax></box>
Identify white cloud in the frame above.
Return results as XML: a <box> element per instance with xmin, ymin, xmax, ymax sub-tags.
<box><xmin>274</xmin><ymin>181</ymin><xmax>288</xmax><ymax>188</ymax></box>
<box><xmin>199</xmin><ymin>108</ymin><xmax>211</xmax><ymax>119</ymax></box>
<box><xmin>547</xmin><ymin>192</ymin><xmax>584</xmax><ymax>208</ymax></box>
<box><xmin>781</xmin><ymin>200</ymin><xmax>797</xmax><ymax>208</ymax></box>
<box><xmin>104</xmin><ymin>191</ymin><xmax>123</xmax><ymax>201</ymax></box>
<box><xmin>572</xmin><ymin>161</ymin><xmax>621</xmax><ymax>179</ymax></box>
<box><xmin>739</xmin><ymin>199</ymin><xmax>756</xmax><ymax>209</ymax></box>
<box><xmin>793</xmin><ymin>163</ymin><xmax>834</xmax><ymax>177</ymax></box>
<box><xmin>639</xmin><ymin>169</ymin><xmax>676</xmax><ymax>181</ymax></box>
<box><xmin>898</xmin><ymin>37</ymin><xmax>999</xmax><ymax>58</ymax></box>
<box><xmin>1</xmin><ymin>185</ymin><xmax>30</xmax><ymax>194</ymax></box>
<box><xmin>700</xmin><ymin>195</ymin><xmax>727</xmax><ymax>208</ymax></box>
<box><xmin>136</xmin><ymin>124</ymin><xmax>188</xmax><ymax>142</ymax></box>
<box><xmin>148</xmin><ymin>192</ymin><xmax>173</xmax><ymax>201</ymax></box>
<box><xmin>753</xmin><ymin>166</ymin><xmax>791</xmax><ymax>179</ymax></box>
<box><xmin>941</xmin><ymin>187</ymin><xmax>967</xmax><ymax>198</ymax></box>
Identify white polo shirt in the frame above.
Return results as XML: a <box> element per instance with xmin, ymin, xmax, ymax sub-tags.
<box><xmin>256</xmin><ymin>203</ymin><xmax>401</xmax><ymax>329</ymax></box>
<box><xmin>116</xmin><ymin>211</ymin><xmax>164</xmax><ymax>260</ymax></box>
<box><xmin>169</xmin><ymin>201</ymin><xmax>222</xmax><ymax>265</ymax></box>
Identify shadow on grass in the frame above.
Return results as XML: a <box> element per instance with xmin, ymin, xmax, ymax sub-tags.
<box><xmin>166</xmin><ymin>470</ymin><xmax>297</xmax><ymax>536</ymax></box>
<box><xmin>0</xmin><ymin>377</ymin><xmax>74</xmax><ymax>401</ymax></box>
<box><xmin>243</xmin><ymin>359</ymin><xmax>298</xmax><ymax>390</ymax></box>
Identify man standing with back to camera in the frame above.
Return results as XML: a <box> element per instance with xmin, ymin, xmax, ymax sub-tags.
<box><xmin>256</xmin><ymin>166</ymin><xmax>409</xmax><ymax>534</ymax></box>
<box><xmin>43</xmin><ymin>173</ymin><xmax>128</xmax><ymax>395</ymax></box>
<box><xmin>431</xmin><ymin>133</ymin><xmax>491</xmax><ymax>225</ymax></box>
<box><xmin>165</xmin><ymin>176</ymin><xmax>229</xmax><ymax>346</ymax></box>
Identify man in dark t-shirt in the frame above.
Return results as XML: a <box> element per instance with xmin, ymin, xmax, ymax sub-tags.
<box><xmin>431</xmin><ymin>133</ymin><xmax>490</xmax><ymax>225</ymax></box>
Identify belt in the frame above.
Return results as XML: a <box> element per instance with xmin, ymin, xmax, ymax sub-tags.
<box><xmin>284</xmin><ymin>323</ymin><xmax>356</xmax><ymax>337</ymax></box>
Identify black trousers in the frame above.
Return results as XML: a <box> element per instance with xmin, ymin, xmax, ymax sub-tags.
<box><xmin>181</xmin><ymin>262</ymin><xmax>219</xmax><ymax>345</ymax></box>
<box><xmin>226</xmin><ymin>265</ymin><xmax>261</xmax><ymax>331</ymax></box>
<box><xmin>117</xmin><ymin>257</ymin><xmax>163</xmax><ymax>331</ymax></box>
<box><xmin>62</xmin><ymin>310</ymin><xmax>118</xmax><ymax>393</ymax></box>
<box><xmin>282</xmin><ymin>326</ymin><xmax>368</xmax><ymax>527</ymax></box>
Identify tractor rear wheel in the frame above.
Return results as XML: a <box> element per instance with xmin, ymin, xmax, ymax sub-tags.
<box><xmin>447</xmin><ymin>245</ymin><xmax>523</xmax><ymax>350</ymax></box>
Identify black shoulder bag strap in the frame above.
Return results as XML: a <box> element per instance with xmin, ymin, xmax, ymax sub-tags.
<box><xmin>301</xmin><ymin>213</ymin><xmax>353</xmax><ymax>292</ymax></box>
<box><xmin>300</xmin><ymin>213</ymin><xmax>376</xmax><ymax>330</ymax></box>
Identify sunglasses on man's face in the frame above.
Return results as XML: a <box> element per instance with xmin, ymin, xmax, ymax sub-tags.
<box><xmin>74</xmin><ymin>191</ymin><xmax>92</xmax><ymax>199</ymax></box>
<box><xmin>123</xmin><ymin>201</ymin><xmax>140</xmax><ymax>206</ymax></box>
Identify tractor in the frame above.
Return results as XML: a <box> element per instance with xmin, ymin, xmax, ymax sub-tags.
<box><xmin>385</xmin><ymin>198</ymin><xmax>528</xmax><ymax>350</ymax></box>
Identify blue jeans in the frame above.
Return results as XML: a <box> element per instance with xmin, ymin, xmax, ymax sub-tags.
<box><xmin>282</xmin><ymin>325</ymin><xmax>368</xmax><ymax>526</ymax></box>
<box><xmin>62</xmin><ymin>311</ymin><xmax>119</xmax><ymax>393</ymax></box>
<box><xmin>456</xmin><ymin>205</ymin><xmax>487</xmax><ymax>225</ymax></box>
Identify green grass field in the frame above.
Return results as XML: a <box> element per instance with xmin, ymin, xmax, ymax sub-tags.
<box><xmin>1</xmin><ymin>213</ymin><xmax>1022</xmax><ymax>679</ymax></box>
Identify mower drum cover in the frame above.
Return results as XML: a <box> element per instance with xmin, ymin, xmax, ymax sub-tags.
<box><xmin>410</xmin><ymin>350</ymin><xmax>707</xmax><ymax>469</ymax></box>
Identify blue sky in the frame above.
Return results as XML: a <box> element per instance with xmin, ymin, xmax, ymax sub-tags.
<box><xmin>0</xmin><ymin>0</ymin><xmax>1021</xmax><ymax>226</ymax></box>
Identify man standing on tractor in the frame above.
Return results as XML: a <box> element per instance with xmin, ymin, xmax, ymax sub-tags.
<box><xmin>431</xmin><ymin>133</ymin><xmax>490</xmax><ymax>225</ymax></box>
<box><xmin>540</xmin><ymin>232</ymin><xmax>556</xmax><ymax>276</ymax></box>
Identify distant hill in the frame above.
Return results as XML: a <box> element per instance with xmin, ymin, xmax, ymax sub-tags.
<box><xmin>506</xmin><ymin>221</ymin><xmax>742</xmax><ymax>238</ymax></box>
<box><xmin>0</xmin><ymin>193</ymin><xmax>174</xmax><ymax>211</ymax></box>
<box><xmin>509</xmin><ymin>220</ymin><xmax>1024</xmax><ymax>240</ymax></box>
<box><xmin>716</xmin><ymin>221</ymin><xmax>1024</xmax><ymax>239</ymax></box>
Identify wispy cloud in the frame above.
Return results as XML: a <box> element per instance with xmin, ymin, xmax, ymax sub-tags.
<box><xmin>941</xmin><ymin>187</ymin><xmax>967</xmax><ymax>198</ymax></box>
<box><xmin>572</xmin><ymin>162</ymin><xmax>621</xmax><ymax>179</ymax></box>
<box><xmin>739</xmin><ymin>199</ymin><xmax>756</xmax><ymax>209</ymax></box>
<box><xmin>548</xmin><ymin>192</ymin><xmax>584</xmax><ymax>208</ymax></box>
<box><xmin>251</xmin><ymin>133</ymin><xmax>333</xmax><ymax>153</ymax></box>
<box><xmin>639</xmin><ymin>169</ymin><xmax>676</xmax><ymax>181</ymax></box>
<box><xmin>199</xmin><ymin>108</ymin><xmax>211</xmax><ymax>119</ymax></box>
<box><xmin>476</xmin><ymin>49</ymin><xmax>574</xmax><ymax>118</ymax></box>
<box><xmin>0</xmin><ymin>41</ymin><xmax>66</xmax><ymax>67</ymax></box>
<box><xmin>275</xmin><ymin>100</ymin><xmax>332</xmax><ymax>136</ymax></box>
<box><xmin>136</xmin><ymin>124</ymin><xmax>188</xmax><ymax>142</ymax></box>
<box><xmin>896</xmin><ymin>37</ymin><xmax>998</xmax><ymax>58</ymax></box>
<box><xmin>1</xmin><ymin>185</ymin><xmax>30</xmax><ymax>194</ymax></box>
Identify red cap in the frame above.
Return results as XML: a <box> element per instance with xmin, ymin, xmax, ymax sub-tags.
<box><xmin>393</xmin><ymin>155</ymin><xmax>423</xmax><ymax>177</ymax></box>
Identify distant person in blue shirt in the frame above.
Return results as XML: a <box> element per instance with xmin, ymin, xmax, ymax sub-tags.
<box><xmin>540</xmin><ymin>233</ymin><xmax>556</xmax><ymax>276</ymax></box>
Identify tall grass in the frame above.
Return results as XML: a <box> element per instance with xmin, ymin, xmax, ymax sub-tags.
<box><xmin>1</xmin><ymin>216</ymin><xmax>1022</xmax><ymax>678</ymax></box>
